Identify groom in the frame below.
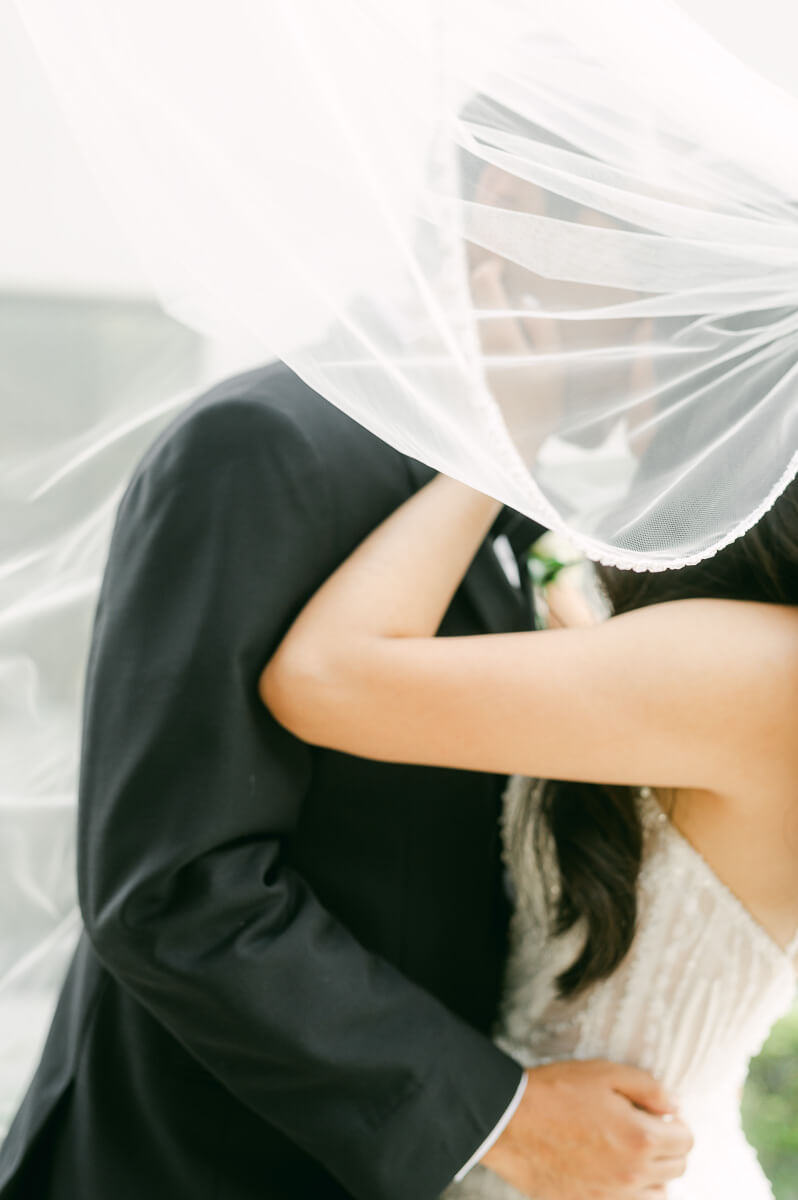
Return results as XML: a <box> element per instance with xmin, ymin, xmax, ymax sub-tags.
<box><xmin>0</xmin><ymin>356</ymin><xmax>690</xmax><ymax>1200</ymax></box>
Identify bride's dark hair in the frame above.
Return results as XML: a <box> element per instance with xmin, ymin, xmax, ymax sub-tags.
<box><xmin>539</xmin><ymin>470</ymin><xmax>798</xmax><ymax>998</ymax></box>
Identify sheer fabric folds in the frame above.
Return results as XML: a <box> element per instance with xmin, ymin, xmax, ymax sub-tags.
<box><xmin>11</xmin><ymin>0</ymin><xmax>798</xmax><ymax>570</ymax></box>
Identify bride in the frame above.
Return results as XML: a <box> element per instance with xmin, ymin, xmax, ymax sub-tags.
<box><xmin>259</xmin><ymin>467</ymin><xmax>798</xmax><ymax>1199</ymax></box>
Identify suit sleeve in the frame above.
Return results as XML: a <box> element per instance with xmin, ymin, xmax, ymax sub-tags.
<box><xmin>77</xmin><ymin>396</ymin><xmax>522</xmax><ymax>1200</ymax></box>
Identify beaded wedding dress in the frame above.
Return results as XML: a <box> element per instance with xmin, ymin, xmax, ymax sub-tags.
<box><xmin>446</xmin><ymin>778</ymin><xmax>798</xmax><ymax>1200</ymax></box>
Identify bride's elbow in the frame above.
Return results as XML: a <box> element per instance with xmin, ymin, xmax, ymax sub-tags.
<box><xmin>258</xmin><ymin>643</ymin><xmax>356</xmax><ymax>746</ymax></box>
<box><xmin>259</xmin><ymin>646</ymin><xmax>320</xmax><ymax>739</ymax></box>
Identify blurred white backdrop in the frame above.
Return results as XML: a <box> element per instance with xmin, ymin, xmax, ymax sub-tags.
<box><xmin>0</xmin><ymin>0</ymin><xmax>267</xmax><ymax>1134</ymax></box>
<box><xmin>1</xmin><ymin>0</ymin><xmax>797</xmax><ymax>1141</ymax></box>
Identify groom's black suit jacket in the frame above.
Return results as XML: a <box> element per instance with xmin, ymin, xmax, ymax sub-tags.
<box><xmin>0</xmin><ymin>360</ymin><xmax>542</xmax><ymax>1200</ymax></box>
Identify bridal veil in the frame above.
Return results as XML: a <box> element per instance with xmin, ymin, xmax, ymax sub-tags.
<box><xmin>10</xmin><ymin>0</ymin><xmax>798</xmax><ymax>570</ymax></box>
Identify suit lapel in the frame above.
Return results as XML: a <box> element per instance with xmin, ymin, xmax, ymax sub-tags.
<box><xmin>404</xmin><ymin>457</ymin><xmax>535</xmax><ymax>635</ymax></box>
<box><xmin>463</xmin><ymin>540</ymin><xmax>534</xmax><ymax>634</ymax></box>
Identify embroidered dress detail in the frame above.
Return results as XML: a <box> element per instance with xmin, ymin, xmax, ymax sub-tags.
<box><xmin>445</xmin><ymin>778</ymin><xmax>797</xmax><ymax>1200</ymax></box>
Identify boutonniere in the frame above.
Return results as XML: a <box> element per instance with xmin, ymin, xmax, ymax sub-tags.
<box><xmin>527</xmin><ymin>533</ymin><xmax>602</xmax><ymax>630</ymax></box>
<box><xmin>527</xmin><ymin>531</ymin><xmax>580</xmax><ymax>589</ymax></box>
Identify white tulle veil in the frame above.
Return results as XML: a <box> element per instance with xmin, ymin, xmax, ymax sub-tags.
<box><xmin>2</xmin><ymin>0</ymin><xmax>798</xmax><ymax>1133</ymax></box>
<box><xmin>11</xmin><ymin>0</ymin><xmax>798</xmax><ymax>571</ymax></box>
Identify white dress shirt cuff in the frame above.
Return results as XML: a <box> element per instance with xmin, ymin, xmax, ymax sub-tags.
<box><xmin>452</xmin><ymin>1070</ymin><xmax>528</xmax><ymax>1182</ymax></box>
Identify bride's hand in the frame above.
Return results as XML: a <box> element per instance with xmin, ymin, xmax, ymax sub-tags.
<box><xmin>470</xmin><ymin>255</ymin><xmax>565</xmax><ymax>466</ymax></box>
<box><xmin>481</xmin><ymin>1059</ymin><xmax>693</xmax><ymax>1199</ymax></box>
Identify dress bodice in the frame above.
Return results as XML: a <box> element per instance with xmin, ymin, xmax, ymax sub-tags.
<box><xmin>446</xmin><ymin>777</ymin><xmax>798</xmax><ymax>1200</ymax></box>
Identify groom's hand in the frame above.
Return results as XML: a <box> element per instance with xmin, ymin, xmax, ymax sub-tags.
<box><xmin>481</xmin><ymin>1060</ymin><xmax>693</xmax><ymax>1198</ymax></box>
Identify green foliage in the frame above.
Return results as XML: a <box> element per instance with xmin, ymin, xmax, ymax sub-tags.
<box><xmin>527</xmin><ymin>551</ymin><xmax>570</xmax><ymax>589</ymax></box>
<box><xmin>742</xmin><ymin>1003</ymin><xmax>798</xmax><ymax>1200</ymax></box>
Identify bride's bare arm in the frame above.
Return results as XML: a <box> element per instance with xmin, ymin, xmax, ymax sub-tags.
<box><xmin>259</xmin><ymin>474</ymin><xmax>798</xmax><ymax>795</ymax></box>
